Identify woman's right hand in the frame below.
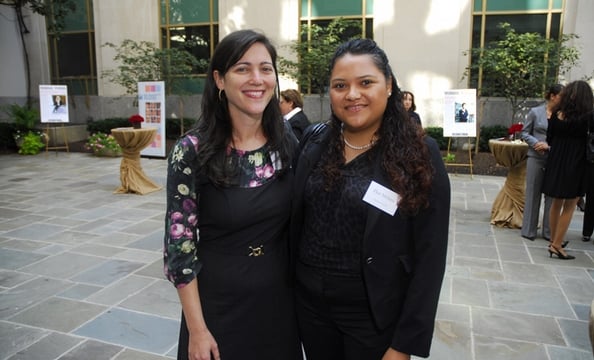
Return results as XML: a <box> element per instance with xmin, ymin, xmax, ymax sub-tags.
<box><xmin>188</xmin><ymin>328</ymin><xmax>220</xmax><ymax>360</ymax></box>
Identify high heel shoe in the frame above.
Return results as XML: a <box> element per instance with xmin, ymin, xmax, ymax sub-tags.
<box><xmin>549</xmin><ymin>240</ymin><xmax>568</xmax><ymax>248</ymax></box>
<box><xmin>548</xmin><ymin>245</ymin><xmax>575</xmax><ymax>260</ymax></box>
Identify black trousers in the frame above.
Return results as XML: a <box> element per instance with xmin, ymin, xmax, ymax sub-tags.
<box><xmin>295</xmin><ymin>262</ymin><xmax>395</xmax><ymax>360</ymax></box>
<box><xmin>583</xmin><ymin>165</ymin><xmax>594</xmax><ymax>237</ymax></box>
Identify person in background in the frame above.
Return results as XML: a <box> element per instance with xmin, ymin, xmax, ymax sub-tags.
<box><xmin>583</xmin><ymin>179</ymin><xmax>593</xmax><ymax>243</ymax></box>
<box><xmin>291</xmin><ymin>38</ymin><xmax>450</xmax><ymax>360</ymax></box>
<box><xmin>163</xmin><ymin>29</ymin><xmax>301</xmax><ymax>360</ymax></box>
<box><xmin>520</xmin><ymin>84</ymin><xmax>564</xmax><ymax>242</ymax></box>
<box><xmin>583</xmin><ymin>112</ymin><xmax>594</xmax><ymax>242</ymax></box>
<box><xmin>401</xmin><ymin>90</ymin><xmax>421</xmax><ymax>126</ymax></box>
<box><xmin>280</xmin><ymin>89</ymin><xmax>311</xmax><ymax>141</ymax></box>
<box><xmin>542</xmin><ymin>80</ymin><xmax>593</xmax><ymax>260</ymax></box>
<box><xmin>458</xmin><ymin>103</ymin><xmax>468</xmax><ymax>122</ymax></box>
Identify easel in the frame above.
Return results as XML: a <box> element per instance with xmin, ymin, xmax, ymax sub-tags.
<box><xmin>44</xmin><ymin>123</ymin><xmax>70</xmax><ymax>156</ymax></box>
<box><xmin>444</xmin><ymin>137</ymin><xmax>474</xmax><ymax>178</ymax></box>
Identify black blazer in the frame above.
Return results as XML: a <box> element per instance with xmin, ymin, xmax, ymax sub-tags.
<box><xmin>287</xmin><ymin>110</ymin><xmax>311</xmax><ymax>141</ymax></box>
<box><xmin>290</xmin><ymin>124</ymin><xmax>450</xmax><ymax>357</ymax></box>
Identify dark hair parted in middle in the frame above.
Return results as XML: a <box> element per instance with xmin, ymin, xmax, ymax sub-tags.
<box><xmin>323</xmin><ymin>38</ymin><xmax>433</xmax><ymax>214</ymax></box>
<box><xmin>195</xmin><ymin>29</ymin><xmax>293</xmax><ymax>185</ymax></box>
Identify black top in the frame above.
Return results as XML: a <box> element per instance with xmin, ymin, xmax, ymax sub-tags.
<box><xmin>288</xmin><ymin>110</ymin><xmax>311</xmax><ymax>141</ymax></box>
<box><xmin>543</xmin><ymin>113</ymin><xmax>588</xmax><ymax>198</ymax></box>
<box><xmin>408</xmin><ymin>110</ymin><xmax>421</xmax><ymax>126</ymax></box>
<box><xmin>299</xmin><ymin>147</ymin><xmax>377</xmax><ymax>276</ymax></box>
<box><xmin>290</xmin><ymin>123</ymin><xmax>451</xmax><ymax>357</ymax></box>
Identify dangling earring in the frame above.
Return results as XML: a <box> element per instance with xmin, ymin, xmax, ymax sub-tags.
<box><xmin>219</xmin><ymin>89</ymin><xmax>224</xmax><ymax>101</ymax></box>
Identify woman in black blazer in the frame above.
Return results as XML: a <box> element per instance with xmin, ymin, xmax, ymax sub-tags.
<box><xmin>290</xmin><ymin>38</ymin><xmax>450</xmax><ymax>360</ymax></box>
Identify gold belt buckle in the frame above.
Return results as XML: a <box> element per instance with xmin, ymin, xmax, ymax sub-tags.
<box><xmin>248</xmin><ymin>245</ymin><xmax>264</xmax><ymax>257</ymax></box>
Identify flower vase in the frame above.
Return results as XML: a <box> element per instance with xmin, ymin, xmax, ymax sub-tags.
<box><xmin>133</xmin><ymin>123</ymin><xmax>141</xmax><ymax>129</ymax></box>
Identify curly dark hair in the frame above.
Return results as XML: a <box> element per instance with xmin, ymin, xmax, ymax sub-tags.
<box><xmin>194</xmin><ymin>29</ymin><xmax>294</xmax><ymax>186</ymax></box>
<box><xmin>321</xmin><ymin>38</ymin><xmax>433</xmax><ymax>214</ymax></box>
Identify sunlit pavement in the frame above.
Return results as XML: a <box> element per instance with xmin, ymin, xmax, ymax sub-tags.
<box><xmin>0</xmin><ymin>153</ymin><xmax>592</xmax><ymax>360</ymax></box>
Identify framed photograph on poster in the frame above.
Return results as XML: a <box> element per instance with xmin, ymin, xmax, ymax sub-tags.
<box><xmin>443</xmin><ymin>89</ymin><xmax>476</xmax><ymax>137</ymax></box>
<box><xmin>39</xmin><ymin>85</ymin><xmax>69</xmax><ymax>123</ymax></box>
<box><xmin>138</xmin><ymin>81</ymin><xmax>166</xmax><ymax>157</ymax></box>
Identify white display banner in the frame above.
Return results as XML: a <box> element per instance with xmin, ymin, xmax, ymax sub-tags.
<box><xmin>138</xmin><ymin>81</ymin><xmax>166</xmax><ymax>157</ymax></box>
<box><xmin>443</xmin><ymin>89</ymin><xmax>477</xmax><ymax>137</ymax></box>
<box><xmin>39</xmin><ymin>85</ymin><xmax>69</xmax><ymax>123</ymax></box>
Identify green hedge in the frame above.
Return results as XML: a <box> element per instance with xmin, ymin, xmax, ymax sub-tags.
<box><xmin>0</xmin><ymin>122</ymin><xmax>18</xmax><ymax>151</ymax></box>
<box><xmin>165</xmin><ymin>117</ymin><xmax>198</xmax><ymax>139</ymax></box>
<box><xmin>425</xmin><ymin>125</ymin><xmax>509</xmax><ymax>152</ymax></box>
<box><xmin>86</xmin><ymin>118</ymin><xmax>130</xmax><ymax>134</ymax></box>
<box><xmin>478</xmin><ymin>125</ymin><xmax>508</xmax><ymax>152</ymax></box>
<box><xmin>424</xmin><ymin>127</ymin><xmax>448</xmax><ymax>150</ymax></box>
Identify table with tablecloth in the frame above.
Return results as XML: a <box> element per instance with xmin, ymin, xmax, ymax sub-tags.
<box><xmin>488</xmin><ymin>139</ymin><xmax>529</xmax><ymax>228</ymax></box>
<box><xmin>111</xmin><ymin>127</ymin><xmax>162</xmax><ymax>195</ymax></box>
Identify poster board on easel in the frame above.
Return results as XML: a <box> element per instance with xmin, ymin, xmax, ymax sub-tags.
<box><xmin>443</xmin><ymin>89</ymin><xmax>477</xmax><ymax>177</ymax></box>
<box><xmin>138</xmin><ymin>81</ymin><xmax>166</xmax><ymax>158</ymax></box>
<box><xmin>39</xmin><ymin>85</ymin><xmax>69</xmax><ymax>153</ymax></box>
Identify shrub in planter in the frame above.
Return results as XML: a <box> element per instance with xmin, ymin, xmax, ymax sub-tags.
<box><xmin>85</xmin><ymin>132</ymin><xmax>122</xmax><ymax>157</ymax></box>
<box><xmin>3</xmin><ymin>103</ymin><xmax>39</xmax><ymax>131</ymax></box>
<box><xmin>16</xmin><ymin>131</ymin><xmax>45</xmax><ymax>155</ymax></box>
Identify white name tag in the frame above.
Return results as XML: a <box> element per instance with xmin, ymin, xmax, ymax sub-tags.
<box><xmin>362</xmin><ymin>181</ymin><xmax>399</xmax><ymax>216</ymax></box>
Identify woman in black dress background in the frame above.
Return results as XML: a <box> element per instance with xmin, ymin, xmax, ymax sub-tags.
<box><xmin>543</xmin><ymin>80</ymin><xmax>593</xmax><ymax>260</ymax></box>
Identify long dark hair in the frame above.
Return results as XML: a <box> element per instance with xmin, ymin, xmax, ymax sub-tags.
<box><xmin>195</xmin><ymin>29</ymin><xmax>293</xmax><ymax>185</ymax></box>
<box><xmin>322</xmin><ymin>38</ymin><xmax>432</xmax><ymax>214</ymax></box>
<box><xmin>554</xmin><ymin>80</ymin><xmax>593</xmax><ymax>122</ymax></box>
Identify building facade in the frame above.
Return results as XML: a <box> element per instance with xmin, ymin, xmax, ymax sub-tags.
<box><xmin>1</xmin><ymin>0</ymin><xmax>593</xmax><ymax>127</ymax></box>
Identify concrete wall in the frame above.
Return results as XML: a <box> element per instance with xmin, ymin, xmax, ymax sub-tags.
<box><xmin>377</xmin><ymin>0</ymin><xmax>473</xmax><ymax>127</ymax></box>
<box><xmin>94</xmin><ymin>0</ymin><xmax>160</xmax><ymax>96</ymax></box>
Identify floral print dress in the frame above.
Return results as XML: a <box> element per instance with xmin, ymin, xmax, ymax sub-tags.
<box><xmin>164</xmin><ymin>130</ymin><xmax>301</xmax><ymax>359</ymax></box>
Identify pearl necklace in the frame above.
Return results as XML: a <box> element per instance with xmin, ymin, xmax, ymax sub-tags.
<box><xmin>341</xmin><ymin>129</ymin><xmax>375</xmax><ymax>150</ymax></box>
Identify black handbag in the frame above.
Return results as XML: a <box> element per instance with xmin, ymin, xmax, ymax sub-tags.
<box><xmin>586</xmin><ymin>113</ymin><xmax>594</xmax><ymax>164</ymax></box>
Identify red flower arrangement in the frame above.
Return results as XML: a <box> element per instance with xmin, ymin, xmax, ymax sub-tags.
<box><xmin>508</xmin><ymin>123</ymin><xmax>523</xmax><ymax>135</ymax></box>
<box><xmin>129</xmin><ymin>114</ymin><xmax>144</xmax><ymax>129</ymax></box>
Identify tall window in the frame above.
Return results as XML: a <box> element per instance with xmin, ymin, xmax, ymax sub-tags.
<box><xmin>469</xmin><ymin>0</ymin><xmax>564</xmax><ymax>92</ymax></box>
<box><xmin>47</xmin><ymin>0</ymin><xmax>97</xmax><ymax>95</ymax></box>
<box><xmin>298</xmin><ymin>0</ymin><xmax>373</xmax><ymax>94</ymax></box>
<box><xmin>300</xmin><ymin>0</ymin><xmax>373</xmax><ymax>40</ymax></box>
<box><xmin>160</xmin><ymin>0</ymin><xmax>219</xmax><ymax>93</ymax></box>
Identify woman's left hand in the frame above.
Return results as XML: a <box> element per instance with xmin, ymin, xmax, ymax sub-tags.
<box><xmin>382</xmin><ymin>347</ymin><xmax>410</xmax><ymax>360</ymax></box>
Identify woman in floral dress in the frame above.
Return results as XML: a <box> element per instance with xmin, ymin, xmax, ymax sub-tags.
<box><xmin>163</xmin><ymin>29</ymin><xmax>301</xmax><ymax>360</ymax></box>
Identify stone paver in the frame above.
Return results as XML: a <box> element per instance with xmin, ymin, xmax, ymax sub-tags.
<box><xmin>0</xmin><ymin>152</ymin><xmax>592</xmax><ymax>360</ymax></box>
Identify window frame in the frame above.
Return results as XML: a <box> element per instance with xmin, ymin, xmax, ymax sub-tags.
<box><xmin>47</xmin><ymin>0</ymin><xmax>97</xmax><ymax>96</ymax></box>
<box><xmin>469</xmin><ymin>0</ymin><xmax>565</xmax><ymax>93</ymax></box>
<box><xmin>159</xmin><ymin>0</ymin><xmax>219</xmax><ymax>94</ymax></box>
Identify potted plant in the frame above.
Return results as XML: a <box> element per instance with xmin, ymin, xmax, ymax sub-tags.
<box><xmin>3</xmin><ymin>103</ymin><xmax>46</xmax><ymax>154</ymax></box>
<box><xmin>14</xmin><ymin>131</ymin><xmax>45</xmax><ymax>155</ymax></box>
<box><xmin>85</xmin><ymin>132</ymin><xmax>122</xmax><ymax>157</ymax></box>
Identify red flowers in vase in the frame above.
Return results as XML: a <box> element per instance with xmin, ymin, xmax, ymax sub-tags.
<box><xmin>129</xmin><ymin>114</ymin><xmax>144</xmax><ymax>129</ymax></box>
<box><xmin>508</xmin><ymin>123</ymin><xmax>523</xmax><ymax>135</ymax></box>
<box><xmin>508</xmin><ymin>123</ymin><xmax>523</xmax><ymax>141</ymax></box>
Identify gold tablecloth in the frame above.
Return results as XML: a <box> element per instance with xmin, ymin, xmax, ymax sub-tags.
<box><xmin>111</xmin><ymin>127</ymin><xmax>162</xmax><ymax>195</ymax></box>
<box><xmin>489</xmin><ymin>139</ymin><xmax>529</xmax><ymax>228</ymax></box>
